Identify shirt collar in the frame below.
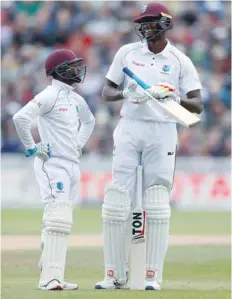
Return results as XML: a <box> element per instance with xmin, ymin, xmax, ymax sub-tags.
<box><xmin>142</xmin><ymin>40</ymin><xmax>171</xmax><ymax>57</ymax></box>
<box><xmin>52</xmin><ymin>79</ymin><xmax>76</xmax><ymax>92</ymax></box>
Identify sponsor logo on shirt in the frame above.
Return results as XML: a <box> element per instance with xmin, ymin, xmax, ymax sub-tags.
<box><xmin>132</xmin><ymin>61</ymin><xmax>145</xmax><ymax>67</ymax></box>
<box><xmin>59</xmin><ymin>108</ymin><xmax>68</xmax><ymax>112</ymax></box>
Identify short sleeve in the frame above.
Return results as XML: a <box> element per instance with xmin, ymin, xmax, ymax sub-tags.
<box><xmin>179</xmin><ymin>56</ymin><xmax>202</xmax><ymax>95</ymax></box>
<box><xmin>106</xmin><ymin>46</ymin><xmax>128</xmax><ymax>86</ymax></box>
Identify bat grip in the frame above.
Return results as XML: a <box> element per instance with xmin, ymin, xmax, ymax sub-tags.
<box><xmin>123</xmin><ymin>67</ymin><xmax>150</xmax><ymax>90</ymax></box>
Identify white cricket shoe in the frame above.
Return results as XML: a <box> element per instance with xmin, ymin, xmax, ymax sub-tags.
<box><xmin>38</xmin><ymin>258</ymin><xmax>78</xmax><ymax>291</ymax></box>
<box><xmin>95</xmin><ymin>276</ymin><xmax>117</xmax><ymax>289</ymax></box>
<box><xmin>39</xmin><ymin>279</ymin><xmax>78</xmax><ymax>291</ymax></box>
<box><xmin>144</xmin><ymin>269</ymin><xmax>161</xmax><ymax>291</ymax></box>
<box><xmin>119</xmin><ymin>281</ymin><xmax>130</xmax><ymax>289</ymax></box>
<box><xmin>95</xmin><ymin>270</ymin><xmax>128</xmax><ymax>289</ymax></box>
<box><xmin>39</xmin><ymin>280</ymin><xmax>63</xmax><ymax>291</ymax></box>
<box><xmin>62</xmin><ymin>282</ymin><xmax>79</xmax><ymax>290</ymax></box>
<box><xmin>145</xmin><ymin>280</ymin><xmax>161</xmax><ymax>291</ymax></box>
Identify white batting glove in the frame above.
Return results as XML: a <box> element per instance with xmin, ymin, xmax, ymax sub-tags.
<box><xmin>25</xmin><ymin>142</ymin><xmax>52</xmax><ymax>162</ymax></box>
<box><xmin>147</xmin><ymin>83</ymin><xmax>181</xmax><ymax>104</ymax></box>
<box><xmin>122</xmin><ymin>83</ymin><xmax>148</xmax><ymax>104</ymax></box>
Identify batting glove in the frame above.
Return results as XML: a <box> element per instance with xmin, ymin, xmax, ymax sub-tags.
<box><xmin>147</xmin><ymin>83</ymin><xmax>181</xmax><ymax>104</ymax></box>
<box><xmin>122</xmin><ymin>83</ymin><xmax>148</xmax><ymax>104</ymax></box>
<box><xmin>25</xmin><ymin>142</ymin><xmax>52</xmax><ymax>162</ymax></box>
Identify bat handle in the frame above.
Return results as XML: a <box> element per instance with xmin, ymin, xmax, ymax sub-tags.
<box><xmin>123</xmin><ymin>67</ymin><xmax>150</xmax><ymax>90</ymax></box>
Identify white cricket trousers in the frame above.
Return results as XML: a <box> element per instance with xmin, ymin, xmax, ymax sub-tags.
<box><xmin>112</xmin><ymin>118</ymin><xmax>178</xmax><ymax>201</ymax></box>
<box><xmin>34</xmin><ymin>157</ymin><xmax>80</xmax><ymax>203</ymax></box>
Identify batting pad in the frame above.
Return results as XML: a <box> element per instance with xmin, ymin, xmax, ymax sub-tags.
<box><xmin>143</xmin><ymin>185</ymin><xmax>170</xmax><ymax>284</ymax></box>
<box><xmin>102</xmin><ymin>184</ymin><xmax>131</xmax><ymax>283</ymax></box>
<box><xmin>39</xmin><ymin>200</ymin><xmax>73</xmax><ymax>286</ymax></box>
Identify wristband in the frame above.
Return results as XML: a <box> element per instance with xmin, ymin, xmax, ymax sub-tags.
<box><xmin>25</xmin><ymin>147</ymin><xmax>37</xmax><ymax>157</ymax></box>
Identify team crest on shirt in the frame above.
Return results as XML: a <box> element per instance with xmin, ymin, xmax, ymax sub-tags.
<box><xmin>161</xmin><ymin>65</ymin><xmax>171</xmax><ymax>75</ymax></box>
<box><xmin>56</xmin><ymin>182</ymin><xmax>64</xmax><ymax>193</ymax></box>
<box><xmin>140</xmin><ymin>4</ymin><xmax>147</xmax><ymax>13</ymax></box>
<box><xmin>162</xmin><ymin>65</ymin><xmax>171</xmax><ymax>72</ymax></box>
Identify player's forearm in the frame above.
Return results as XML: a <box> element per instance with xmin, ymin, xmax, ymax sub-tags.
<box><xmin>78</xmin><ymin>119</ymin><xmax>95</xmax><ymax>148</ymax></box>
<box><xmin>180</xmin><ymin>97</ymin><xmax>203</xmax><ymax>114</ymax></box>
<box><xmin>13</xmin><ymin>114</ymin><xmax>35</xmax><ymax>149</ymax></box>
<box><xmin>102</xmin><ymin>85</ymin><xmax>124</xmax><ymax>102</ymax></box>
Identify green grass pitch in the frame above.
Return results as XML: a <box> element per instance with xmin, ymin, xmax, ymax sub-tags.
<box><xmin>1</xmin><ymin>208</ymin><xmax>231</xmax><ymax>299</ymax></box>
<box><xmin>2</xmin><ymin>208</ymin><xmax>230</xmax><ymax>235</ymax></box>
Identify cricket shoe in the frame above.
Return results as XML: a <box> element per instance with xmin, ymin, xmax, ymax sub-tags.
<box><xmin>144</xmin><ymin>270</ymin><xmax>161</xmax><ymax>291</ymax></box>
<box><xmin>62</xmin><ymin>282</ymin><xmax>79</xmax><ymax>290</ymax></box>
<box><xmin>39</xmin><ymin>279</ymin><xmax>78</xmax><ymax>291</ymax></box>
<box><xmin>38</xmin><ymin>258</ymin><xmax>78</xmax><ymax>291</ymax></box>
<box><xmin>145</xmin><ymin>280</ymin><xmax>161</xmax><ymax>291</ymax></box>
<box><xmin>119</xmin><ymin>281</ymin><xmax>130</xmax><ymax>289</ymax></box>
<box><xmin>95</xmin><ymin>270</ymin><xmax>128</xmax><ymax>289</ymax></box>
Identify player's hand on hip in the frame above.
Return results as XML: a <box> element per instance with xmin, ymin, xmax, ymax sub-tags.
<box><xmin>123</xmin><ymin>83</ymin><xmax>148</xmax><ymax>104</ymax></box>
<box><xmin>25</xmin><ymin>142</ymin><xmax>52</xmax><ymax>162</ymax></box>
<box><xmin>148</xmin><ymin>83</ymin><xmax>181</xmax><ymax>104</ymax></box>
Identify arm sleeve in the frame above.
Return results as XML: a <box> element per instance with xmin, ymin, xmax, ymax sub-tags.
<box><xmin>179</xmin><ymin>56</ymin><xmax>203</xmax><ymax>95</ymax></box>
<box><xmin>78</xmin><ymin>97</ymin><xmax>95</xmax><ymax>148</ymax></box>
<box><xmin>12</xmin><ymin>93</ymin><xmax>51</xmax><ymax>150</ymax></box>
<box><xmin>105</xmin><ymin>45</ymin><xmax>128</xmax><ymax>85</ymax></box>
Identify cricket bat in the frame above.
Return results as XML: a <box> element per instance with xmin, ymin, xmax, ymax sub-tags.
<box><xmin>123</xmin><ymin>67</ymin><xmax>200</xmax><ymax>128</ymax></box>
<box><xmin>130</xmin><ymin>165</ymin><xmax>146</xmax><ymax>290</ymax></box>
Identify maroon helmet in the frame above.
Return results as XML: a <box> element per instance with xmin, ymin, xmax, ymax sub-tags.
<box><xmin>45</xmin><ymin>49</ymin><xmax>86</xmax><ymax>83</ymax></box>
<box><xmin>134</xmin><ymin>3</ymin><xmax>173</xmax><ymax>42</ymax></box>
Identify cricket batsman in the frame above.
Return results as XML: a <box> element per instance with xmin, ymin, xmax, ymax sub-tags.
<box><xmin>95</xmin><ymin>2</ymin><xmax>203</xmax><ymax>290</ymax></box>
<box><xmin>13</xmin><ymin>49</ymin><xmax>95</xmax><ymax>291</ymax></box>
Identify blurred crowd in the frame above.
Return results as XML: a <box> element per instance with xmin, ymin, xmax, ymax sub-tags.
<box><xmin>1</xmin><ymin>1</ymin><xmax>231</xmax><ymax>156</ymax></box>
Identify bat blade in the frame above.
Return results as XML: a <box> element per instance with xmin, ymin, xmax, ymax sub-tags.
<box><xmin>130</xmin><ymin>209</ymin><xmax>146</xmax><ymax>290</ymax></box>
<box><xmin>145</xmin><ymin>92</ymin><xmax>200</xmax><ymax>128</ymax></box>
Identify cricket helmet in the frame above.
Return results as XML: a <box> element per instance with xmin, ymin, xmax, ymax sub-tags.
<box><xmin>134</xmin><ymin>2</ymin><xmax>173</xmax><ymax>42</ymax></box>
<box><xmin>45</xmin><ymin>49</ymin><xmax>86</xmax><ymax>83</ymax></box>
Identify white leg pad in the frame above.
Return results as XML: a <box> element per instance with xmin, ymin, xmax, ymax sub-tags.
<box><xmin>143</xmin><ymin>185</ymin><xmax>170</xmax><ymax>284</ymax></box>
<box><xmin>39</xmin><ymin>201</ymin><xmax>73</xmax><ymax>287</ymax></box>
<box><xmin>102</xmin><ymin>184</ymin><xmax>131</xmax><ymax>283</ymax></box>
